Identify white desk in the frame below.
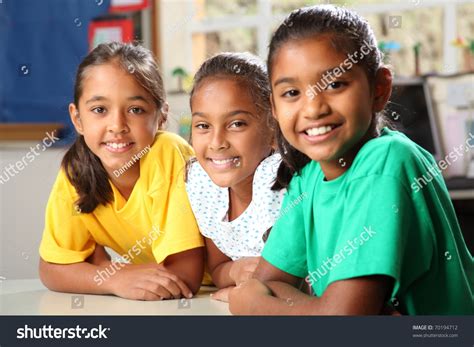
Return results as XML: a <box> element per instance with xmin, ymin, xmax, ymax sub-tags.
<box><xmin>0</xmin><ymin>280</ymin><xmax>230</xmax><ymax>315</ymax></box>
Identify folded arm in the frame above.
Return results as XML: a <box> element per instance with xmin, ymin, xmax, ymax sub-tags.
<box><xmin>229</xmin><ymin>258</ymin><xmax>392</xmax><ymax>315</ymax></box>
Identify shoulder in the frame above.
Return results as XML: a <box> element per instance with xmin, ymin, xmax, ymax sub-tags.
<box><xmin>140</xmin><ymin>132</ymin><xmax>193</xmax><ymax>191</ymax></box>
<box><xmin>149</xmin><ymin>131</ymin><xmax>194</xmax><ymax>161</ymax></box>
<box><xmin>253</xmin><ymin>153</ymin><xmax>282</xmax><ymax>187</ymax></box>
<box><xmin>368</xmin><ymin>128</ymin><xmax>422</xmax><ymax>156</ymax></box>
<box><xmin>252</xmin><ymin>153</ymin><xmax>286</xmax><ymax>199</ymax></box>
<box><xmin>48</xmin><ymin>168</ymin><xmax>79</xmax><ymax>204</ymax></box>
<box><xmin>186</xmin><ymin>159</ymin><xmax>213</xmax><ymax>188</ymax></box>
<box><xmin>145</xmin><ymin>131</ymin><xmax>194</xmax><ymax>174</ymax></box>
<box><xmin>350</xmin><ymin>128</ymin><xmax>435</xmax><ymax>182</ymax></box>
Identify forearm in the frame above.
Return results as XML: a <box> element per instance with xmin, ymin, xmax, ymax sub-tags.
<box><xmin>266</xmin><ymin>281</ymin><xmax>314</xmax><ymax>307</ymax></box>
<box><xmin>231</xmin><ymin>276</ymin><xmax>391</xmax><ymax>315</ymax></box>
<box><xmin>163</xmin><ymin>247</ymin><xmax>205</xmax><ymax>294</ymax></box>
<box><xmin>241</xmin><ymin>281</ymin><xmax>317</xmax><ymax>315</ymax></box>
<box><xmin>39</xmin><ymin>258</ymin><xmax>116</xmax><ymax>295</ymax></box>
<box><xmin>209</xmin><ymin>260</ymin><xmax>235</xmax><ymax>288</ymax></box>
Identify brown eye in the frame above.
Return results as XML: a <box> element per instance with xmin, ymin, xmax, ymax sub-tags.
<box><xmin>282</xmin><ymin>89</ymin><xmax>300</xmax><ymax>98</ymax></box>
<box><xmin>229</xmin><ymin>121</ymin><xmax>246</xmax><ymax>128</ymax></box>
<box><xmin>91</xmin><ymin>107</ymin><xmax>106</xmax><ymax>114</ymax></box>
<box><xmin>326</xmin><ymin>81</ymin><xmax>347</xmax><ymax>90</ymax></box>
<box><xmin>195</xmin><ymin>123</ymin><xmax>209</xmax><ymax>130</ymax></box>
<box><xmin>129</xmin><ymin>107</ymin><xmax>145</xmax><ymax>114</ymax></box>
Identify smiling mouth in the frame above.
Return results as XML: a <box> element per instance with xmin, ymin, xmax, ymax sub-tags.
<box><xmin>207</xmin><ymin>157</ymin><xmax>241</xmax><ymax>168</ymax></box>
<box><xmin>105</xmin><ymin>142</ymin><xmax>133</xmax><ymax>149</ymax></box>
<box><xmin>102</xmin><ymin>142</ymin><xmax>134</xmax><ymax>152</ymax></box>
<box><xmin>303</xmin><ymin>124</ymin><xmax>341</xmax><ymax>136</ymax></box>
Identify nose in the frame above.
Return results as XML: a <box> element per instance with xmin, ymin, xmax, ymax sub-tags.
<box><xmin>302</xmin><ymin>92</ymin><xmax>331</xmax><ymax>120</ymax></box>
<box><xmin>107</xmin><ymin>110</ymin><xmax>129</xmax><ymax>134</ymax></box>
<box><xmin>208</xmin><ymin>128</ymin><xmax>230</xmax><ymax>151</ymax></box>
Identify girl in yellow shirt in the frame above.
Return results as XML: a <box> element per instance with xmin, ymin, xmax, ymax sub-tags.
<box><xmin>39</xmin><ymin>42</ymin><xmax>204</xmax><ymax>301</ymax></box>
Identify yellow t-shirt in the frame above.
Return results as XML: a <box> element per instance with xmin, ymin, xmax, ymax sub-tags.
<box><xmin>39</xmin><ymin>131</ymin><xmax>204</xmax><ymax>265</ymax></box>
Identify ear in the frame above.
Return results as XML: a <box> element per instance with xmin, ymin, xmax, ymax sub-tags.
<box><xmin>69</xmin><ymin>103</ymin><xmax>84</xmax><ymax>135</ymax></box>
<box><xmin>372</xmin><ymin>67</ymin><xmax>393</xmax><ymax>113</ymax></box>
<box><xmin>158</xmin><ymin>102</ymin><xmax>169</xmax><ymax>129</ymax></box>
<box><xmin>270</xmin><ymin>93</ymin><xmax>278</xmax><ymax>121</ymax></box>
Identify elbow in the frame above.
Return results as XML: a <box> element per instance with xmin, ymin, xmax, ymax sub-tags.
<box><xmin>189</xmin><ymin>278</ymin><xmax>202</xmax><ymax>296</ymax></box>
<box><xmin>39</xmin><ymin>258</ymin><xmax>64</xmax><ymax>292</ymax></box>
<box><xmin>38</xmin><ymin>258</ymin><xmax>55</xmax><ymax>291</ymax></box>
<box><xmin>161</xmin><ymin>247</ymin><xmax>206</xmax><ymax>295</ymax></box>
<box><xmin>185</xmin><ymin>264</ymin><xmax>205</xmax><ymax>296</ymax></box>
<box><xmin>188</xmin><ymin>263</ymin><xmax>205</xmax><ymax>295</ymax></box>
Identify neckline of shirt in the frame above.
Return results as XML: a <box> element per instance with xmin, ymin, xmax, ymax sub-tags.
<box><xmin>314</xmin><ymin>127</ymin><xmax>393</xmax><ymax>193</ymax></box>
<box><xmin>215</xmin><ymin>153</ymin><xmax>281</xmax><ymax>226</ymax></box>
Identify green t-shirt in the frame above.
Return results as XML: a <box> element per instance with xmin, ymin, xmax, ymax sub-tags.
<box><xmin>263</xmin><ymin>128</ymin><xmax>473</xmax><ymax>315</ymax></box>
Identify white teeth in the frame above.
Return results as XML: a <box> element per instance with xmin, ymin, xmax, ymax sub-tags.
<box><xmin>106</xmin><ymin>142</ymin><xmax>130</xmax><ymax>149</ymax></box>
<box><xmin>211</xmin><ymin>157</ymin><xmax>240</xmax><ymax>166</ymax></box>
<box><xmin>212</xmin><ymin>158</ymin><xmax>234</xmax><ymax>164</ymax></box>
<box><xmin>306</xmin><ymin>126</ymin><xmax>333</xmax><ymax>136</ymax></box>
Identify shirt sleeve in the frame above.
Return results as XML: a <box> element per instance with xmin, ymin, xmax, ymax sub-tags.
<box><xmin>261</xmin><ymin>174</ymin><xmax>308</xmax><ymax>278</ymax></box>
<box><xmin>150</xmin><ymin>140</ymin><xmax>204</xmax><ymax>264</ymax></box>
<box><xmin>325</xmin><ymin>175</ymin><xmax>433</xmax><ymax>297</ymax></box>
<box><xmin>39</xmin><ymin>171</ymin><xmax>96</xmax><ymax>264</ymax></box>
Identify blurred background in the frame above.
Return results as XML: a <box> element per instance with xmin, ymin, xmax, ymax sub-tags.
<box><xmin>0</xmin><ymin>0</ymin><xmax>473</xmax><ymax>280</ymax></box>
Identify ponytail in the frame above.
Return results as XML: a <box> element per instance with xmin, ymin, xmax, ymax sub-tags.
<box><xmin>62</xmin><ymin>136</ymin><xmax>112</xmax><ymax>213</ymax></box>
<box><xmin>271</xmin><ymin>126</ymin><xmax>311</xmax><ymax>190</ymax></box>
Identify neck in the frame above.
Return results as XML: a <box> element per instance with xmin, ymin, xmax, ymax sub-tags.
<box><xmin>320</xmin><ymin>129</ymin><xmax>376</xmax><ymax>181</ymax></box>
<box><xmin>228</xmin><ymin>174</ymin><xmax>254</xmax><ymax>221</ymax></box>
<box><xmin>107</xmin><ymin>164</ymin><xmax>140</xmax><ymax>200</ymax></box>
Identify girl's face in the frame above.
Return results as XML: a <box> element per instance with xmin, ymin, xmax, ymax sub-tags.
<box><xmin>69</xmin><ymin>61</ymin><xmax>160</xmax><ymax>179</ymax></box>
<box><xmin>191</xmin><ymin>78</ymin><xmax>272</xmax><ymax>191</ymax></box>
<box><xmin>271</xmin><ymin>36</ymin><xmax>390</xmax><ymax>175</ymax></box>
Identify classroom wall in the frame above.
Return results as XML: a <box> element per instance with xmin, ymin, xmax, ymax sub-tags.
<box><xmin>0</xmin><ymin>143</ymin><xmax>64</xmax><ymax>280</ymax></box>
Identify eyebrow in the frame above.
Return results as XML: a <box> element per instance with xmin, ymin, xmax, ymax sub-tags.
<box><xmin>192</xmin><ymin>110</ymin><xmax>254</xmax><ymax>118</ymax></box>
<box><xmin>85</xmin><ymin>95</ymin><xmax>151</xmax><ymax>104</ymax></box>
<box><xmin>273</xmin><ymin>77</ymin><xmax>298</xmax><ymax>88</ymax></box>
<box><xmin>273</xmin><ymin>66</ymin><xmax>353</xmax><ymax>87</ymax></box>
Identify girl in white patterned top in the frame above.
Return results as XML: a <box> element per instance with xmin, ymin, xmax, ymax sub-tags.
<box><xmin>185</xmin><ymin>52</ymin><xmax>286</xmax><ymax>301</ymax></box>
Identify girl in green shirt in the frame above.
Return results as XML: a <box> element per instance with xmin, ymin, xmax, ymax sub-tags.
<box><xmin>229</xmin><ymin>5</ymin><xmax>473</xmax><ymax>315</ymax></box>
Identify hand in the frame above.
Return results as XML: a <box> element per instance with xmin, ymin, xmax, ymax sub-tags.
<box><xmin>106</xmin><ymin>265</ymin><xmax>193</xmax><ymax>301</ymax></box>
<box><xmin>228</xmin><ymin>278</ymin><xmax>272</xmax><ymax>314</ymax></box>
<box><xmin>210</xmin><ymin>286</ymin><xmax>235</xmax><ymax>302</ymax></box>
<box><xmin>229</xmin><ymin>257</ymin><xmax>260</xmax><ymax>285</ymax></box>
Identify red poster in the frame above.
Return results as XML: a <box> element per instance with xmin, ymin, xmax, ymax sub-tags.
<box><xmin>88</xmin><ymin>19</ymin><xmax>134</xmax><ymax>51</ymax></box>
<box><xmin>109</xmin><ymin>0</ymin><xmax>149</xmax><ymax>13</ymax></box>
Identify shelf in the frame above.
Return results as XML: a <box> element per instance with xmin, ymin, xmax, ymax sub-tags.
<box><xmin>446</xmin><ymin>177</ymin><xmax>474</xmax><ymax>200</ymax></box>
<box><xmin>0</xmin><ymin>123</ymin><xmax>63</xmax><ymax>141</ymax></box>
